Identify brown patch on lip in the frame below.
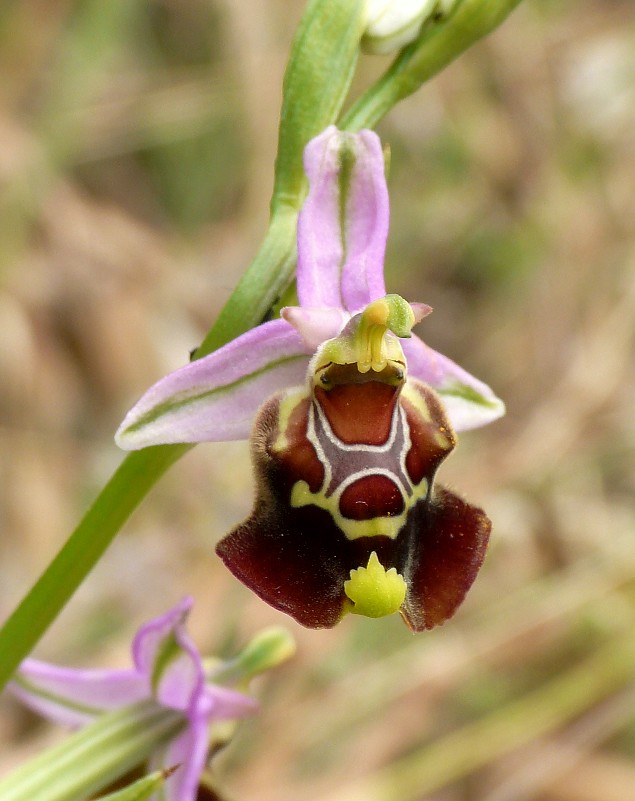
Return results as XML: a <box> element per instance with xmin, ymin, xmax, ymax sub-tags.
<box><xmin>339</xmin><ymin>474</ymin><xmax>405</xmax><ymax>520</ymax></box>
<box><xmin>314</xmin><ymin>381</ymin><xmax>400</xmax><ymax>445</ymax></box>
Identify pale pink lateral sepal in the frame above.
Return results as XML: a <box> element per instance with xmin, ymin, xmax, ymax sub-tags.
<box><xmin>402</xmin><ymin>335</ymin><xmax>505</xmax><ymax>431</ymax></box>
<box><xmin>297</xmin><ymin>126</ymin><xmax>388</xmax><ymax>312</ymax></box>
<box><xmin>115</xmin><ymin>319</ymin><xmax>311</xmax><ymax>448</ymax></box>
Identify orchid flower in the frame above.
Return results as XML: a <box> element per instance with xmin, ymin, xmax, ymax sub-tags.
<box><xmin>116</xmin><ymin>126</ymin><xmax>504</xmax><ymax>631</ymax></box>
<box><xmin>9</xmin><ymin>598</ymin><xmax>257</xmax><ymax>801</ymax></box>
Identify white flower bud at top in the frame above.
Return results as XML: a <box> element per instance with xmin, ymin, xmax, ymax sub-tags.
<box><xmin>363</xmin><ymin>0</ymin><xmax>457</xmax><ymax>55</ymax></box>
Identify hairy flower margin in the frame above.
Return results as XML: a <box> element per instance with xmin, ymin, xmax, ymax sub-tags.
<box><xmin>9</xmin><ymin>598</ymin><xmax>257</xmax><ymax>801</ymax></box>
<box><xmin>116</xmin><ymin>126</ymin><xmax>504</xmax><ymax>631</ymax></box>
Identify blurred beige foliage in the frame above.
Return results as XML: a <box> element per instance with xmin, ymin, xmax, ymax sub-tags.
<box><xmin>1</xmin><ymin>1</ymin><xmax>635</xmax><ymax>800</ymax></box>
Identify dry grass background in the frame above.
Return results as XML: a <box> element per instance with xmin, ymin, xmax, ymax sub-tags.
<box><xmin>1</xmin><ymin>1</ymin><xmax>635</xmax><ymax>799</ymax></box>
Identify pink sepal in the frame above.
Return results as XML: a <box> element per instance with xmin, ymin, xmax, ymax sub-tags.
<box><xmin>402</xmin><ymin>336</ymin><xmax>505</xmax><ymax>431</ymax></box>
<box><xmin>116</xmin><ymin>319</ymin><xmax>311</xmax><ymax>448</ymax></box>
<box><xmin>297</xmin><ymin>126</ymin><xmax>388</xmax><ymax>313</ymax></box>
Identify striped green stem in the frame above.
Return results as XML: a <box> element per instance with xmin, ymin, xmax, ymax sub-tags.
<box><xmin>0</xmin><ymin>700</ymin><xmax>182</xmax><ymax>801</ymax></box>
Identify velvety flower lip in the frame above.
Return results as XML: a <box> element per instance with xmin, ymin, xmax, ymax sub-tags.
<box><xmin>115</xmin><ymin>125</ymin><xmax>503</xmax><ymax>451</ymax></box>
<box><xmin>215</xmin><ymin>295</ymin><xmax>494</xmax><ymax>631</ymax></box>
<box><xmin>9</xmin><ymin>598</ymin><xmax>257</xmax><ymax>801</ymax></box>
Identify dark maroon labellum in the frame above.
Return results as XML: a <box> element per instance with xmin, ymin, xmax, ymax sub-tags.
<box><xmin>216</xmin><ymin>360</ymin><xmax>491</xmax><ymax>631</ymax></box>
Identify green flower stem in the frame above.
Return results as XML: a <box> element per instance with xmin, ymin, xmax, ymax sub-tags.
<box><xmin>271</xmin><ymin>0</ymin><xmax>366</xmax><ymax>211</ymax></box>
<box><xmin>321</xmin><ymin>630</ymin><xmax>635</xmax><ymax>801</ymax></box>
<box><xmin>340</xmin><ymin>0</ymin><xmax>524</xmax><ymax>131</ymax></box>
<box><xmin>0</xmin><ymin>446</ymin><xmax>189</xmax><ymax>692</ymax></box>
<box><xmin>0</xmin><ymin>700</ymin><xmax>183</xmax><ymax>801</ymax></box>
<box><xmin>196</xmin><ymin>208</ymin><xmax>298</xmax><ymax>358</ymax></box>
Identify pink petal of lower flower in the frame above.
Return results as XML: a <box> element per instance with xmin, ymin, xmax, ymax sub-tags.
<box><xmin>115</xmin><ymin>319</ymin><xmax>311</xmax><ymax>448</ymax></box>
<box><xmin>132</xmin><ymin>597</ymin><xmax>204</xmax><ymax>713</ymax></box>
<box><xmin>402</xmin><ymin>335</ymin><xmax>505</xmax><ymax>431</ymax></box>
<box><xmin>154</xmin><ymin>648</ymin><xmax>202</xmax><ymax>714</ymax></box>
<box><xmin>148</xmin><ymin>689</ymin><xmax>255</xmax><ymax>801</ymax></box>
<box><xmin>202</xmin><ymin>684</ymin><xmax>258</xmax><ymax>721</ymax></box>
<box><xmin>148</xmin><ymin>717</ymin><xmax>208</xmax><ymax>801</ymax></box>
<box><xmin>10</xmin><ymin>660</ymin><xmax>147</xmax><ymax>728</ymax></box>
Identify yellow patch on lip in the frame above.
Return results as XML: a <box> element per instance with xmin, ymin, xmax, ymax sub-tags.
<box><xmin>344</xmin><ymin>551</ymin><xmax>406</xmax><ymax>618</ymax></box>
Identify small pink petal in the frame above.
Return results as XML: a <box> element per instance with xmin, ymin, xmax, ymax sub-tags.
<box><xmin>147</xmin><ymin>688</ymin><xmax>255</xmax><ymax>801</ymax></box>
<box><xmin>410</xmin><ymin>302</ymin><xmax>433</xmax><ymax>324</ymax></box>
<box><xmin>148</xmin><ymin>717</ymin><xmax>207</xmax><ymax>801</ymax></box>
<box><xmin>201</xmin><ymin>684</ymin><xmax>258</xmax><ymax>721</ymax></box>
<box><xmin>281</xmin><ymin>306</ymin><xmax>348</xmax><ymax>349</ymax></box>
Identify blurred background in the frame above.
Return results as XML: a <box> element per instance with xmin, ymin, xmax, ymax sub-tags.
<box><xmin>1</xmin><ymin>1</ymin><xmax>635</xmax><ymax>799</ymax></box>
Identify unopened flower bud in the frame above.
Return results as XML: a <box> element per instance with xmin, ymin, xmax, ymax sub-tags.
<box><xmin>363</xmin><ymin>0</ymin><xmax>458</xmax><ymax>55</ymax></box>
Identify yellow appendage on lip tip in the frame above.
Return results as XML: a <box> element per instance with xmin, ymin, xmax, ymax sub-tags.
<box><xmin>344</xmin><ymin>551</ymin><xmax>407</xmax><ymax>619</ymax></box>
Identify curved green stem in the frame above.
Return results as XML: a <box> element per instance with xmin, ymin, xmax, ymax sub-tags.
<box><xmin>0</xmin><ymin>446</ymin><xmax>189</xmax><ymax>691</ymax></box>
